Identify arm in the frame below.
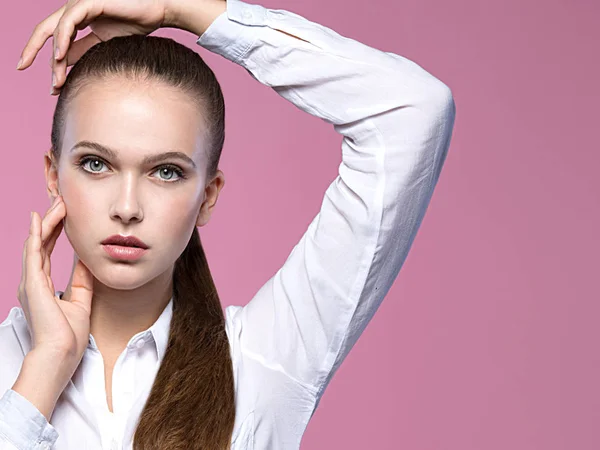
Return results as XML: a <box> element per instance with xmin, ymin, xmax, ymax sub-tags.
<box><xmin>0</xmin><ymin>349</ymin><xmax>65</xmax><ymax>449</ymax></box>
<box><xmin>195</xmin><ymin>0</ymin><xmax>455</xmax><ymax>399</ymax></box>
<box><xmin>0</xmin><ymin>389</ymin><xmax>59</xmax><ymax>449</ymax></box>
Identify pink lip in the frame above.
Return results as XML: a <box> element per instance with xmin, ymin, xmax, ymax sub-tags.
<box><xmin>102</xmin><ymin>244</ymin><xmax>147</xmax><ymax>261</ymax></box>
<box><xmin>101</xmin><ymin>234</ymin><xmax>149</xmax><ymax>249</ymax></box>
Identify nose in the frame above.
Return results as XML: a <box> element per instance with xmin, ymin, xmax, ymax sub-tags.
<box><xmin>109</xmin><ymin>173</ymin><xmax>144</xmax><ymax>223</ymax></box>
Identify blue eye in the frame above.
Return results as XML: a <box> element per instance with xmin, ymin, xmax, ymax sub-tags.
<box><xmin>81</xmin><ymin>157</ymin><xmax>106</xmax><ymax>173</ymax></box>
<box><xmin>76</xmin><ymin>156</ymin><xmax>187</xmax><ymax>183</ymax></box>
<box><xmin>155</xmin><ymin>166</ymin><xmax>185</xmax><ymax>181</ymax></box>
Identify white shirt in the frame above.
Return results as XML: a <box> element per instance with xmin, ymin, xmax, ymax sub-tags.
<box><xmin>0</xmin><ymin>0</ymin><xmax>456</xmax><ymax>448</ymax></box>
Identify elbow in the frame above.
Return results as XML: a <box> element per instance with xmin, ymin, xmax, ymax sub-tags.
<box><xmin>426</xmin><ymin>82</ymin><xmax>455</xmax><ymax>114</ymax></box>
<box><xmin>417</xmin><ymin>81</ymin><xmax>456</xmax><ymax>126</ymax></box>
<box><xmin>438</xmin><ymin>84</ymin><xmax>456</xmax><ymax>118</ymax></box>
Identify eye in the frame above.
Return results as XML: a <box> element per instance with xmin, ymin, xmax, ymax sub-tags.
<box><xmin>76</xmin><ymin>156</ymin><xmax>187</xmax><ymax>183</ymax></box>
<box><xmin>79</xmin><ymin>157</ymin><xmax>108</xmax><ymax>173</ymax></box>
<box><xmin>153</xmin><ymin>165</ymin><xmax>185</xmax><ymax>182</ymax></box>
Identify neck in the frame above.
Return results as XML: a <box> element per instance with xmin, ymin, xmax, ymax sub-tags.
<box><xmin>62</xmin><ymin>264</ymin><xmax>174</xmax><ymax>361</ymax></box>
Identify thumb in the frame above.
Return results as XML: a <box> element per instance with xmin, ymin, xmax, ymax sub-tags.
<box><xmin>70</xmin><ymin>257</ymin><xmax>94</xmax><ymax>314</ymax></box>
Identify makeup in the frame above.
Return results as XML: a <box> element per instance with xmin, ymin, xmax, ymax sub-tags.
<box><xmin>102</xmin><ymin>244</ymin><xmax>147</xmax><ymax>261</ymax></box>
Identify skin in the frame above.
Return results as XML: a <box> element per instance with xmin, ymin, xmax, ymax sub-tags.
<box><xmin>43</xmin><ymin>76</ymin><xmax>225</xmax><ymax>411</ymax></box>
<box><xmin>12</xmin><ymin>0</ymin><xmax>305</xmax><ymax>419</ymax></box>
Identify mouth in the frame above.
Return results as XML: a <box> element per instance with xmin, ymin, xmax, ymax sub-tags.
<box><xmin>102</xmin><ymin>244</ymin><xmax>148</xmax><ymax>261</ymax></box>
<box><xmin>101</xmin><ymin>234</ymin><xmax>149</xmax><ymax>249</ymax></box>
<box><xmin>101</xmin><ymin>235</ymin><xmax>149</xmax><ymax>261</ymax></box>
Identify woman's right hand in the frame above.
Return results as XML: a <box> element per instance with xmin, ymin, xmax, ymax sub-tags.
<box><xmin>18</xmin><ymin>195</ymin><xmax>94</xmax><ymax>369</ymax></box>
<box><xmin>16</xmin><ymin>0</ymin><xmax>172</xmax><ymax>95</ymax></box>
<box><xmin>16</xmin><ymin>0</ymin><xmax>227</xmax><ymax>95</ymax></box>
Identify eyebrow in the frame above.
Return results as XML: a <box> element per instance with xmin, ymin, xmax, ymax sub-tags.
<box><xmin>69</xmin><ymin>140</ymin><xmax>197</xmax><ymax>169</ymax></box>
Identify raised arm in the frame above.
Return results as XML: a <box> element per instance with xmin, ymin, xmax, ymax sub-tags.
<box><xmin>195</xmin><ymin>0</ymin><xmax>456</xmax><ymax>401</ymax></box>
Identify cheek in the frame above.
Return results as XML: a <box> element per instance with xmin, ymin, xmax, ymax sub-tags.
<box><xmin>59</xmin><ymin>181</ymin><xmax>99</xmax><ymax>244</ymax></box>
<box><xmin>158</xmin><ymin>196</ymin><xmax>199</xmax><ymax>241</ymax></box>
<box><xmin>154</xmin><ymin>197</ymin><xmax>199</xmax><ymax>262</ymax></box>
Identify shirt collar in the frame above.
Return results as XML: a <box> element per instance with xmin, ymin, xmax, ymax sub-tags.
<box><xmin>148</xmin><ymin>296</ymin><xmax>173</xmax><ymax>362</ymax></box>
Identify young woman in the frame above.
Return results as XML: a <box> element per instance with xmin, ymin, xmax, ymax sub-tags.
<box><xmin>0</xmin><ymin>0</ymin><xmax>456</xmax><ymax>448</ymax></box>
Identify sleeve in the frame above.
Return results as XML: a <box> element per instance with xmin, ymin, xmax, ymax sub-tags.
<box><xmin>0</xmin><ymin>389</ymin><xmax>59</xmax><ymax>449</ymax></box>
<box><xmin>196</xmin><ymin>0</ymin><xmax>456</xmax><ymax>401</ymax></box>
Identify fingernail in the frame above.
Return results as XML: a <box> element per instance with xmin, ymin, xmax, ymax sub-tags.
<box><xmin>55</xmin><ymin>46</ymin><xmax>60</xmax><ymax>60</ymax></box>
<box><xmin>16</xmin><ymin>58</ymin><xmax>23</xmax><ymax>70</ymax></box>
<box><xmin>52</xmin><ymin>73</ymin><xmax>57</xmax><ymax>87</ymax></box>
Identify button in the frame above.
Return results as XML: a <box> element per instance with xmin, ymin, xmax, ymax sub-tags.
<box><xmin>110</xmin><ymin>439</ymin><xmax>119</xmax><ymax>450</ymax></box>
<box><xmin>39</xmin><ymin>443</ymin><xmax>51</xmax><ymax>450</ymax></box>
<box><xmin>242</xmin><ymin>10</ymin><xmax>252</xmax><ymax>20</ymax></box>
<box><xmin>135</xmin><ymin>339</ymin><xmax>145</xmax><ymax>349</ymax></box>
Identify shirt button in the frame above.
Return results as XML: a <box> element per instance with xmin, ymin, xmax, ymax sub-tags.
<box><xmin>39</xmin><ymin>443</ymin><xmax>51</xmax><ymax>450</ymax></box>
<box><xmin>110</xmin><ymin>439</ymin><xmax>119</xmax><ymax>450</ymax></box>
<box><xmin>135</xmin><ymin>339</ymin><xmax>145</xmax><ymax>349</ymax></box>
<box><xmin>242</xmin><ymin>10</ymin><xmax>252</xmax><ymax>20</ymax></box>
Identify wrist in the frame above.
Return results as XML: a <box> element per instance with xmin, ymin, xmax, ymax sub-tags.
<box><xmin>165</xmin><ymin>0</ymin><xmax>227</xmax><ymax>37</ymax></box>
<box><xmin>12</xmin><ymin>348</ymin><xmax>77</xmax><ymax>420</ymax></box>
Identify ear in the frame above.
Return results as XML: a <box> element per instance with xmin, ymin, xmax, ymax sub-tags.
<box><xmin>196</xmin><ymin>169</ymin><xmax>225</xmax><ymax>228</ymax></box>
<box><xmin>44</xmin><ymin>149</ymin><xmax>61</xmax><ymax>201</ymax></box>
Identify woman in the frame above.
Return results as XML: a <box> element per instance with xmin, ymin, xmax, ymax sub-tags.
<box><xmin>0</xmin><ymin>0</ymin><xmax>456</xmax><ymax>448</ymax></box>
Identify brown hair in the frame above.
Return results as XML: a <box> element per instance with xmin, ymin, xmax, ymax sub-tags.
<box><xmin>49</xmin><ymin>35</ymin><xmax>235</xmax><ymax>449</ymax></box>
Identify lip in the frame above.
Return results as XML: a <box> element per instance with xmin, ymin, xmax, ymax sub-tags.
<box><xmin>102</xmin><ymin>244</ymin><xmax>147</xmax><ymax>261</ymax></box>
<box><xmin>101</xmin><ymin>234</ymin><xmax>149</xmax><ymax>249</ymax></box>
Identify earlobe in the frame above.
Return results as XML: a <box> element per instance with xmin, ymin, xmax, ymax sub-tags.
<box><xmin>196</xmin><ymin>206</ymin><xmax>210</xmax><ymax>228</ymax></box>
<box><xmin>44</xmin><ymin>149</ymin><xmax>61</xmax><ymax>199</ymax></box>
<box><xmin>195</xmin><ymin>170</ymin><xmax>225</xmax><ymax>228</ymax></box>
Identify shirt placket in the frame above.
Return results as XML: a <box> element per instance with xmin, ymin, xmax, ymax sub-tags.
<box><xmin>111</xmin><ymin>335</ymin><xmax>145</xmax><ymax>450</ymax></box>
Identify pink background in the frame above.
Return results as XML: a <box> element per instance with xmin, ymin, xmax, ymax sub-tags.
<box><xmin>1</xmin><ymin>0</ymin><xmax>599</xmax><ymax>449</ymax></box>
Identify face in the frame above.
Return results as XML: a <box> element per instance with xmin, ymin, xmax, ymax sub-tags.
<box><xmin>44</xmin><ymin>77</ymin><xmax>224</xmax><ymax>290</ymax></box>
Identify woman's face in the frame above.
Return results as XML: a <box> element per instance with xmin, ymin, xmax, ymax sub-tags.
<box><xmin>45</xmin><ymin>77</ymin><xmax>223</xmax><ymax>290</ymax></box>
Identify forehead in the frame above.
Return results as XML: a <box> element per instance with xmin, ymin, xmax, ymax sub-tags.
<box><xmin>63</xmin><ymin>78</ymin><xmax>207</xmax><ymax>164</ymax></box>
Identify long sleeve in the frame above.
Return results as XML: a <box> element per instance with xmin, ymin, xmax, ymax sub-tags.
<box><xmin>0</xmin><ymin>389</ymin><xmax>59</xmax><ymax>449</ymax></box>
<box><xmin>197</xmin><ymin>0</ymin><xmax>456</xmax><ymax>403</ymax></box>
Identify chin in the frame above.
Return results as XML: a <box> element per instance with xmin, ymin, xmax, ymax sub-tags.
<box><xmin>73</xmin><ymin>248</ymin><xmax>150</xmax><ymax>291</ymax></box>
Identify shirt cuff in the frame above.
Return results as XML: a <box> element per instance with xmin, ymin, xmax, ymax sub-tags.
<box><xmin>196</xmin><ymin>0</ymin><xmax>266</xmax><ymax>64</ymax></box>
<box><xmin>0</xmin><ymin>389</ymin><xmax>58</xmax><ymax>449</ymax></box>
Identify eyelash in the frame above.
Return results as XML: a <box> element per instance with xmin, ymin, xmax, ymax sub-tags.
<box><xmin>76</xmin><ymin>156</ymin><xmax>187</xmax><ymax>184</ymax></box>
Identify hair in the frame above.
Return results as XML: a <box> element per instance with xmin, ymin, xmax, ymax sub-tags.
<box><xmin>49</xmin><ymin>35</ymin><xmax>235</xmax><ymax>449</ymax></box>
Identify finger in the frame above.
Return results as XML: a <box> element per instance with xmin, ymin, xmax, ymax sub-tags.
<box><xmin>40</xmin><ymin>196</ymin><xmax>65</xmax><ymax>243</ymax></box>
<box><xmin>21</xmin><ymin>213</ymin><xmax>33</xmax><ymax>294</ymax></box>
<box><xmin>70</xmin><ymin>257</ymin><xmax>94</xmax><ymax>314</ymax></box>
<box><xmin>40</xmin><ymin>197</ymin><xmax>65</xmax><ymax>276</ymax></box>
<box><xmin>25</xmin><ymin>212</ymin><xmax>47</xmax><ymax>298</ymax></box>
<box><xmin>44</xmin><ymin>217</ymin><xmax>64</xmax><ymax>257</ymax></box>
<box><xmin>52</xmin><ymin>31</ymin><xmax>101</xmax><ymax>93</ymax></box>
<box><xmin>42</xmin><ymin>219</ymin><xmax>64</xmax><ymax>277</ymax></box>
<box><xmin>52</xmin><ymin>26</ymin><xmax>78</xmax><ymax>90</ymax></box>
<box><xmin>21</xmin><ymin>235</ymin><xmax>29</xmax><ymax>289</ymax></box>
<box><xmin>18</xmin><ymin>5</ymin><xmax>66</xmax><ymax>71</ymax></box>
<box><xmin>66</xmin><ymin>31</ymin><xmax>102</xmax><ymax>67</ymax></box>
<box><xmin>53</xmin><ymin>0</ymin><xmax>104</xmax><ymax>92</ymax></box>
<box><xmin>54</xmin><ymin>0</ymin><xmax>103</xmax><ymax>63</ymax></box>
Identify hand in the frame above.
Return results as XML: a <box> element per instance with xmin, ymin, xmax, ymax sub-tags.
<box><xmin>16</xmin><ymin>0</ymin><xmax>171</xmax><ymax>95</ymax></box>
<box><xmin>18</xmin><ymin>195</ymin><xmax>94</xmax><ymax>370</ymax></box>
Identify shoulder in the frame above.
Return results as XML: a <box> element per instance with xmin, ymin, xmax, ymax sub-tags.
<box><xmin>0</xmin><ymin>306</ymin><xmax>31</xmax><ymax>392</ymax></box>
<box><xmin>224</xmin><ymin>305</ymin><xmax>243</xmax><ymax>348</ymax></box>
<box><xmin>224</xmin><ymin>305</ymin><xmax>243</xmax><ymax>378</ymax></box>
